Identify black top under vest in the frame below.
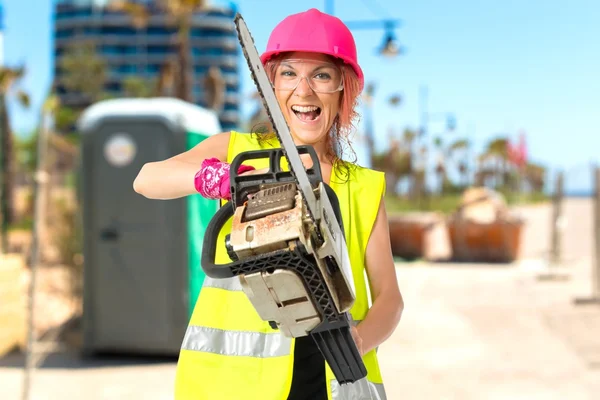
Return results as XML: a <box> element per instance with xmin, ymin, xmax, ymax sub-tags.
<box><xmin>286</xmin><ymin>335</ymin><xmax>328</xmax><ymax>400</ymax></box>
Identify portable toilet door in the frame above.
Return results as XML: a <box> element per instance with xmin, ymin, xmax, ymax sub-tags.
<box><xmin>77</xmin><ymin>98</ymin><xmax>221</xmax><ymax>355</ymax></box>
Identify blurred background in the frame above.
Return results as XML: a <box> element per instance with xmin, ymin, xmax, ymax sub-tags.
<box><xmin>1</xmin><ymin>0</ymin><xmax>599</xmax><ymax>399</ymax></box>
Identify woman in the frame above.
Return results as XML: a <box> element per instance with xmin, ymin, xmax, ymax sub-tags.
<box><xmin>133</xmin><ymin>8</ymin><xmax>403</xmax><ymax>400</ymax></box>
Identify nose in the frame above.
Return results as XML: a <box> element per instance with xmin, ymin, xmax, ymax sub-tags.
<box><xmin>294</xmin><ymin>76</ymin><xmax>314</xmax><ymax>96</ymax></box>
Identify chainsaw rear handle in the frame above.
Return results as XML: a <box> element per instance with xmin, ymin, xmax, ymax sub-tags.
<box><xmin>201</xmin><ymin>202</ymin><xmax>235</xmax><ymax>278</ymax></box>
<box><xmin>229</xmin><ymin>146</ymin><xmax>322</xmax><ymax>209</ymax></box>
<box><xmin>199</xmin><ymin>199</ymin><xmax>295</xmax><ymax>279</ymax></box>
<box><xmin>201</xmin><ymin>146</ymin><xmax>344</xmax><ymax>278</ymax></box>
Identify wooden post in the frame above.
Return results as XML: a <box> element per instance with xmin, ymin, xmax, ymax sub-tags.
<box><xmin>574</xmin><ymin>165</ymin><xmax>600</xmax><ymax>303</ymax></box>
<box><xmin>0</xmin><ymin>94</ymin><xmax>7</xmax><ymax>254</ymax></box>
<box><xmin>22</xmin><ymin>98</ymin><xmax>54</xmax><ymax>400</ymax></box>
<box><xmin>593</xmin><ymin>166</ymin><xmax>600</xmax><ymax>298</ymax></box>
<box><xmin>539</xmin><ymin>170</ymin><xmax>570</xmax><ymax>281</ymax></box>
<box><xmin>550</xmin><ymin>171</ymin><xmax>564</xmax><ymax>266</ymax></box>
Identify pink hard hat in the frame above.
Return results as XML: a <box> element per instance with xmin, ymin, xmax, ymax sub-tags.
<box><xmin>260</xmin><ymin>8</ymin><xmax>365</xmax><ymax>92</ymax></box>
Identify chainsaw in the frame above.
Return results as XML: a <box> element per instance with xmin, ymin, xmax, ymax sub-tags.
<box><xmin>199</xmin><ymin>13</ymin><xmax>367</xmax><ymax>385</ymax></box>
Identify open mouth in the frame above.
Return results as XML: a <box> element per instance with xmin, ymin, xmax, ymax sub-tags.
<box><xmin>291</xmin><ymin>105</ymin><xmax>322</xmax><ymax>122</ymax></box>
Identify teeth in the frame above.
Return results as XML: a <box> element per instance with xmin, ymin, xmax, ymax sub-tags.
<box><xmin>292</xmin><ymin>105</ymin><xmax>319</xmax><ymax>113</ymax></box>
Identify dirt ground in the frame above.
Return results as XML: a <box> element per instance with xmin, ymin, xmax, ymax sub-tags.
<box><xmin>22</xmin><ymin>265</ymin><xmax>81</xmax><ymax>340</ymax></box>
<box><xmin>5</xmin><ymin>227</ymin><xmax>81</xmax><ymax>341</ymax></box>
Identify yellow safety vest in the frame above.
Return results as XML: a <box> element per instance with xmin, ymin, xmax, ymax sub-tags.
<box><xmin>175</xmin><ymin>131</ymin><xmax>387</xmax><ymax>400</ymax></box>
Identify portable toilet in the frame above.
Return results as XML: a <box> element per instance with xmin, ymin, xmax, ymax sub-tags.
<box><xmin>77</xmin><ymin>98</ymin><xmax>221</xmax><ymax>355</ymax></box>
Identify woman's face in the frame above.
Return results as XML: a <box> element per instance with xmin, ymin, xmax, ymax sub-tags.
<box><xmin>272</xmin><ymin>52</ymin><xmax>343</xmax><ymax>151</ymax></box>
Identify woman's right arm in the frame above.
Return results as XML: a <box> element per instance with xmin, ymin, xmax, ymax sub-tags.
<box><xmin>133</xmin><ymin>131</ymin><xmax>231</xmax><ymax>200</ymax></box>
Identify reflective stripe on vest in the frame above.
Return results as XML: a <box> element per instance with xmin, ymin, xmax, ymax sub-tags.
<box><xmin>331</xmin><ymin>378</ymin><xmax>387</xmax><ymax>400</ymax></box>
<box><xmin>182</xmin><ymin>325</ymin><xmax>385</xmax><ymax>399</ymax></box>
<box><xmin>203</xmin><ymin>276</ymin><xmax>243</xmax><ymax>291</ymax></box>
<box><xmin>182</xmin><ymin>322</ymin><xmax>387</xmax><ymax>399</ymax></box>
<box><xmin>181</xmin><ymin>325</ymin><xmax>290</xmax><ymax>358</ymax></box>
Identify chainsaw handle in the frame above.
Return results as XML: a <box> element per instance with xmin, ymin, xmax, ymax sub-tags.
<box><xmin>229</xmin><ymin>146</ymin><xmax>322</xmax><ymax>208</ymax></box>
<box><xmin>200</xmin><ymin>201</ymin><xmax>236</xmax><ymax>279</ymax></box>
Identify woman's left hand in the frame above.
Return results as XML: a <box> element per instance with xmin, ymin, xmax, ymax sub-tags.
<box><xmin>356</xmin><ymin>195</ymin><xmax>404</xmax><ymax>355</ymax></box>
<box><xmin>350</xmin><ymin>325</ymin><xmax>364</xmax><ymax>356</ymax></box>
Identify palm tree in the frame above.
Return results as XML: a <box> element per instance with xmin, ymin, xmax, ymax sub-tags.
<box><xmin>164</xmin><ymin>0</ymin><xmax>208</xmax><ymax>102</ymax></box>
<box><xmin>58</xmin><ymin>39</ymin><xmax>108</xmax><ymax>104</ymax></box>
<box><xmin>524</xmin><ymin>162</ymin><xmax>546</xmax><ymax>192</ymax></box>
<box><xmin>246</xmin><ymin>90</ymin><xmax>270</xmax><ymax>133</ymax></box>
<box><xmin>371</xmin><ymin>137</ymin><xmax>411</xmax><ymax>196</ymax></box>
<box><xmin>400</xmin><ymin>128</ymin><xmax>418</xmax><ymax>199</ymax></box>
<box><xmin>0</xmin><ymin>65</ymin><xmax>30</xmax><ymax>252</ymax></box>
<box><xmin>110</xmin><ymin>0</ymin><xmax>209</xmax><ymax>102</ymax></box>
<box><xmin>122</xmin><ymin>76</ymin><xmax>157</xmax><ymax>98</ymax></box>
<box><xmin>109</xmin><ymin>1</ymin><xmax>149</xmax><ymax>74</ymax></box>
<box><xmin>479</xmin><ymin>137</ymin><xmax>509</xmax><ymax>189</ymax></box>
<box><xmin>203</xmin><ymin>66</ymin><xmax>226</xmax><ymax>112</ymax></box>
<box><xmin>433</xmin><ymin>136</ymin><xmax>446</xmax><ymax>194</ymax></box>
<box><xmin>56</xmin><ymin>39</ymin><xmax>108</xmax><ymax>134</ymax></box>
<box><xmin>449</xmin><ymin>138</ymin><xmax>470</xmax><ymax>187</ymax></box>
<box><xmin>389</xmin><ymin>94</ymin><xmax>402</xmax><ymax>107</ymax></box>
<box><xmin>156</xmin><ymin>59</ymin><xmax>178</xmax><ymax>97</ymax></box>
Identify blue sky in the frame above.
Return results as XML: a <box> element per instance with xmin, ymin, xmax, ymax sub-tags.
<box><xmin>3</xmin><ymin>0</ymin><xmax>599</xmax><ymax>192</ymax></box>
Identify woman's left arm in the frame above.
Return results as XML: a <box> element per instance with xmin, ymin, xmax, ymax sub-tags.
<box><xmin>354</xmin><ymin>197</ymin><xmax>404</xmax><ymax>355</ymax></box>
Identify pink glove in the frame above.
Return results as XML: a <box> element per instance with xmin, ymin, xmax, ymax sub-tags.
<box><xmin>194</xmin><ymin>158</ymin><xmax>255</xmax><ymax>200</ymax></box>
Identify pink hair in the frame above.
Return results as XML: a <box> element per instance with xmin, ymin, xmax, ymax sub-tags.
<box><xmin>257</xmin><ymin>55</ymin><xmax>362</xmax><ymax>177</ymax></box>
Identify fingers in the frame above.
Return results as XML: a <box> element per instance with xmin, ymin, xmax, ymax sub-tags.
<box><xmin>239</xmin><ymin>167</ymin><xmax>269</xmax><ymax>176</ymax></box>
<box><xmin>239</xmin><ymin>154</ymin><xmax>315</xmax><ymax>176</ymax></box>
<box><xmin>351</xmin><ymin>326</ymin><xmax>364</xmax><ymax>356</ymax></box>
<box><xmin>300</xmin><ymin>153</ymin><xmax>314</xmax><ymax>169</ymax></box>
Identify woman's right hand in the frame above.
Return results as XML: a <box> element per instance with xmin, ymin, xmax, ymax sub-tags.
<box><xmin>195</xmin><ymin>158</ymin><xmax>258</xmax><ymax>201</ymax></box>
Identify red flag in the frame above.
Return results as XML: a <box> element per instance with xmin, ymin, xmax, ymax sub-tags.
<box><xmin>508</xmin><ymin>132</ymin><xmax>528</xmax><ymax>168</ymax></box>
<box><xmin>517</xmin><ymin>131</ymin><xmax>527</xmax><ymax>167</ymax></box>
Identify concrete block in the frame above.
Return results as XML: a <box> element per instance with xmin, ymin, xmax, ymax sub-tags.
<box><xmin>388</xmin><ymin>212</ymin><xmax>452</xmax><ymax>261</ymax></box>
